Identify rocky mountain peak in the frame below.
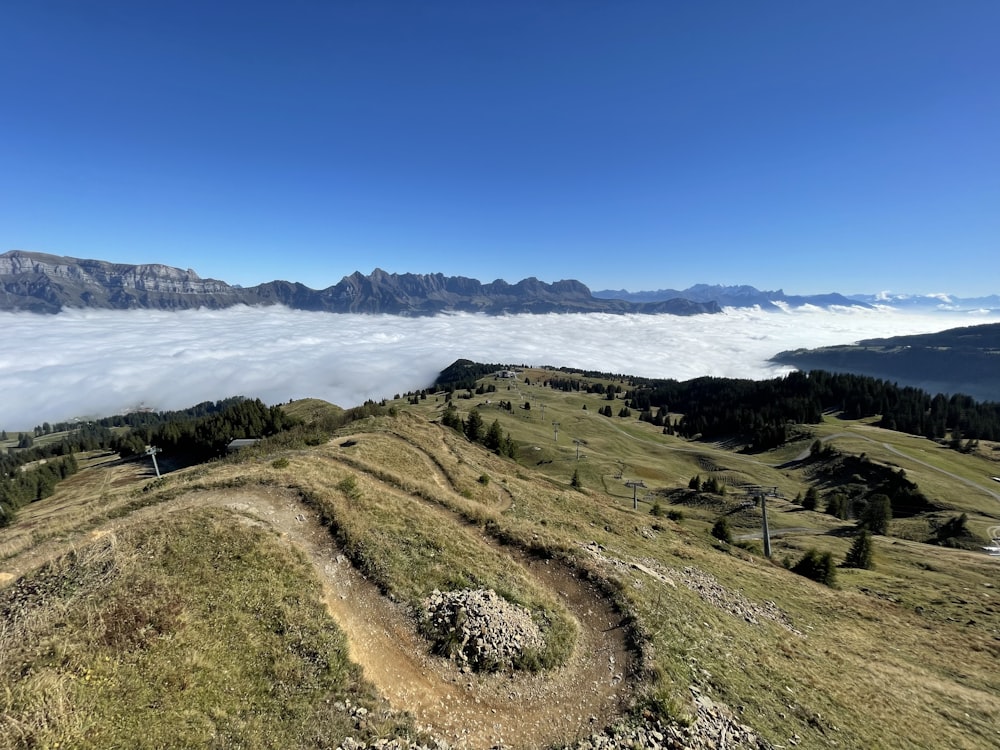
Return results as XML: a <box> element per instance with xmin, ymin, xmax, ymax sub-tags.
<box><xmin>0</xmin><ymin>250</ymin><xmax>719</xmax><ymax>316</ymax></box>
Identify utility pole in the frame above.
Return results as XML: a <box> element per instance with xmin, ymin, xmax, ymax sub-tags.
<box><xmin>145</xmin><ymin>445</ymin><xmax>162</xmax><ymax>479</ymax></box>
<box><xmin>552</xmin><ymin>421</ymin><xmax>560</xmax><ymax>442</ymax></box>
<box><xmin>760</xmin><ymin>492</ymin><xmax>772</xmax><ymax>558</ymax></box>
<box><xmin>625</xmin><ymin>479</ymin><xmax>647</xmax><ymax>511</ymax></box>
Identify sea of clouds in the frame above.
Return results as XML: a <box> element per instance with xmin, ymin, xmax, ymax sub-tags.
<box><xmin>2</xmin><ymin>305</ymin><xmax>996</xmax><ymax>429</ymax></box>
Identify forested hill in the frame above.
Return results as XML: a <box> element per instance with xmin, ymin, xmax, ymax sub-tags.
<box><xmin>438</xmin><ymin>361</ymin><xmax>1000</xmax><ymax>451</ymax></box>
<box><xmin>770</xmin><ymin>322</ymin><xmax>1000</xmax><ymax>403</ymax></box>
<box><xmin>0</xmin><ymin>250</ymin><xmax>718</xmax><ymax>316</ymax></box>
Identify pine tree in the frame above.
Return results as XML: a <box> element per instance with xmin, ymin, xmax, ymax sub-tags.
<box><xmin>860</xmin><ymin>493</ymin><xmax>892</xmax><ymax>535</ymax></box>
<box><xmin>484</xmin><ymin>420</ymin><xmax>504</xmax><ymax>452</ymax></box>
<box><xmin>803</xmin><ymin>487</ymin><xmax>819</xmax><ymax>511</ymax></box>
<box><xmin>793</xmin><ymin>549</ymin><xmax>837</xmax><ymax>586</ymax></box>
<box><xmin>711</xmin><ymin>517</ymin><xmax>732</xmax><ymax>544</ymax></box>
<box><xmin>441</xmin><ymin>403</ymin><xmax>463</xmax><ymax>432</ymax></box>
<box><xmin>825</xmin><ymin>492</ymin><xmax>849</xmax><ymax>520</ymax></box>
<box><xmin>501</xmin><ymin>433</ymin><xmax>517</xmax><ymax>459</ymax></box>
<box><xmin>464</xmin><ymin>410</ymin><xmax>484</xmax><ymax>443</ymax></box>
<box><xmin>844</xmin><ymin>531</ymin><xmax>874</xmax><ymax>569</ymax></box>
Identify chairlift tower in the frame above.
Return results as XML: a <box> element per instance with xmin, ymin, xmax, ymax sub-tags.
<box><xmin>625</xmin><ymin>479</ymin><xmax>647</xmax><ymax>511</ymax></box>
<box><xmin>573</xmin><ymin>438</ymin><xmax>584</xmax><ymax>460</ymax></box>
<box><xmin>760</xmin><ymin>492</ymin><xmax>772</xmax><ymax>558</ymax></box>
<box><xmin>145</xmin><ymin>445</ymin><xmax>162</xmax><ymax>479</ymax></box>
<box><xmin>552</xmin><ymin>421</ymin><xmax>560</xmax><ymax>442</ymax></box>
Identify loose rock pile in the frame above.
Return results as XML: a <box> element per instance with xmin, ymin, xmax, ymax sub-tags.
<box><xmin>335</xmin><ymin>688</ymin><xmax>775</xmax><ymax>750</ymax></box>
<box><xmin>580</xmin><ymin>542</ymin><xmax>801</xmax><ymax>636</ymax></box>
<box><xmin>338</xmin><ymin>736</ymin><xmax>446</xmax><ymax>750</ymax></box>
<box><xmin>675</xmin><ymin>566</ymin><xmax>802</xmax><ymax>636</ymax></box>
<box><xmin>569</xmin><ymin>688</ymin><xmax>774</xmax><ymax>750</ymax></box>
<box><xmin>421</xmin><ymin>588</ymin><xmax>544</xmax><ymax>672</ymax></box>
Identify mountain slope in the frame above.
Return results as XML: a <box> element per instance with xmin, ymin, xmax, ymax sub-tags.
<box><xmin>0</xmin><ymin>370</ymin><xmax>1000</xmax><ymax>750</ymax></box>
<box><xmin>3</xmin><ymin>375</ymin><xmax>1000</xmax><ymax>749</ymax></box>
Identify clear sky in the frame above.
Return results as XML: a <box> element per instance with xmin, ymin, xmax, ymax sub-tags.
<box><xmin>2</xmin><ymin>1</ymin><xmax>998</xmax><ymax>296</ymax></box>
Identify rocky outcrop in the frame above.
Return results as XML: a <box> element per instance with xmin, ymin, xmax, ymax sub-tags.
<box><xmin>0</xmin><ymin>250</ymin><xmax>720</xmax><ymax>316</ymax></box>
<box><xmin>0</xmin><ymin>250</ymin><xmax>223</xmax><ymax>293</ymax></box>
<box><xmin>0</xmin><ymin>250</ymin><xmax>242</xmax><ymax>312</ymax></box>
<box><xmin>420</xmin><ymin>588</ymin><xmax>544</xmax><ymax>672</ymax></box>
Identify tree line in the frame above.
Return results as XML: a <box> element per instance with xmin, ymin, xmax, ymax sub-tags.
<box><xmin>109</xmin><ymin>398</ymin><xmax>294</xmax><ymax>461</ymax></box>
<box><xmin>1</xmin><ymin>397</ymin><xmax>297</xmax><ymax>527</ymax></box>
<box><xmin>622</xmin><ymin>370</ymin><xmax>1000</xmax><ymax>449</ymax></box>
<box><xmin>440</xmin><ymin>403</ymin><xmax>517</xmax><ymax>458</ymax></box>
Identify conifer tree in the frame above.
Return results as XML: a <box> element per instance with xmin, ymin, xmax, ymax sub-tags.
<box><xmin>711</xmin><ymin>517</ymin><xmax>732</xmax><ymax>544</ymax></box>
<box><xmin>860</xmin><ymin>493</ymin><xmax>892</xmax><ymax>535</ymax></box>
<box><xmin>803</xmin><ymin>487</ymin><xmax>819</xmax><ymax>511</ymax></box>
<box><xmin>793</xmin><ymin>549</ymin><xmax>837</xmax><ymax>586</ymax></box>
<box><xmin>844</xmin><ymin>531</ymin><xmax>874</xmax><ymax>569</ymax></box>
<box><xmin>464</xmin><ymin>410</ymin><xmax>484</xmax><ymax>443</ymax></box>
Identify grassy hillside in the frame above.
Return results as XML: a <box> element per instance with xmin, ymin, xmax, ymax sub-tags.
<box><xmin>2</xmin><ymin>373</ymin><xmax>999</xmax><ymax>749</ymax></box>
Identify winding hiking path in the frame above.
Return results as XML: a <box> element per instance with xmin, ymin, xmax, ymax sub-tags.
<box><xmin>196</xmin><ymin>485</ymin><xmax>634</xmax><ymax>749</ymax></box>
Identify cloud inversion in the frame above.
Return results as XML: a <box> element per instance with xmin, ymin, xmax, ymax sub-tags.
<box><xmin>2</xmin><ymin>306</ymin><xmax>995</xmax><ymax>429</ymax></box>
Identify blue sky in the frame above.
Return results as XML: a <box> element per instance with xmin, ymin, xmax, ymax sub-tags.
<box><xmin>2</xmin><ymin>1</ymin><xmax>998</xmax><ymax>295</ymax></box>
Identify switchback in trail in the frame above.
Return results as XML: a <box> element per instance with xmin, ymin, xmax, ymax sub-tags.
<box><xmin>151</xmin><ymin>485</ymin><xmax>634</xmax><ymax>749</ymax></box>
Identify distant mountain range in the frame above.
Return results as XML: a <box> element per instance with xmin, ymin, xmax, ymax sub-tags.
<box><xmin>595</xmin><ymin>285</ymin><xmax>1000</xmax><ymax>313</ymax></box>
<box><xmin>771</xmin><ymin>323</ymin><xmax>1000</xmax><ymax>402</ymax></box>
<box><xmin>846</xmin><ymin>291</ymin><xmax>1000</xmax><ymax>312</ymax></box>
<box><xmin>3</xmin><ymin>250</ymin><xmax>997</xmax><ymax>316</ymax></box>
<box><xmin>0</xmin><ymin>251</ymin><xmax>717</xmax><ymax>316</ymax></box>
<box><xmin>594</xmin><ymin>283</ymin><xmax>870</xmax><ymax>310</ymax></box>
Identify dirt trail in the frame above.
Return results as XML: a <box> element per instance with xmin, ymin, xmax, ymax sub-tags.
<box><xmin>197</xmin><ymin>485</ymin><xmax>633</xmax><ymax>749</ymax></box>
<box><xmin>2</xmin><ymin>479</ymin><xmax>634</xmax><ymax>749</ymax></box>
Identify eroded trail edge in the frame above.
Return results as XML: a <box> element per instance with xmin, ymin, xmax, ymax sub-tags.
<box><xmin>199</xmin><ymin>485</ymin><xmax>634</xmax><ymax>750</ymax></box>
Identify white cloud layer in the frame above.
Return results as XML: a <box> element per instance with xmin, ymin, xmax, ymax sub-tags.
<box><xmin>2</xmin><ymin>306</ymin><xmax>996</xmax><ymax>429</ymax></box>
